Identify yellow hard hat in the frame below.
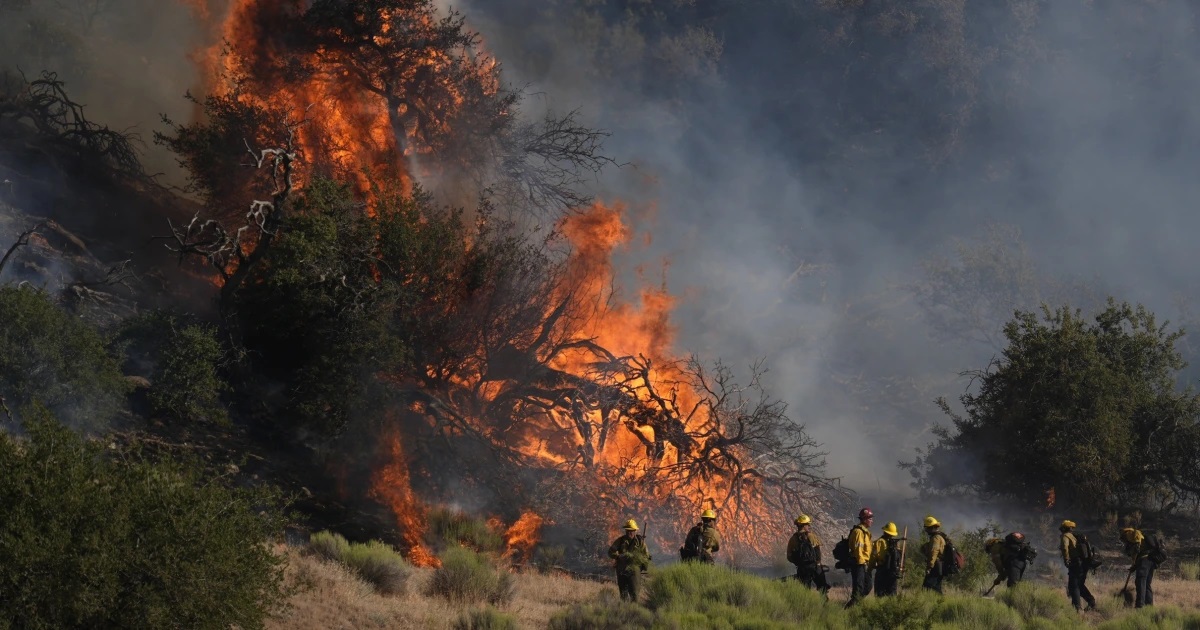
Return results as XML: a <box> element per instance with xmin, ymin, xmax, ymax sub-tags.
<box><xmin>623</xmin><ymin>519</ymin><xmax>639</xmax><ymax>531</ymax></box>
<box><xmin>701</xmin><ymin>509</ymin><xmax>717</xmax><ymax>520</ymax></box>
<box><xmin>924</xmin><ymin>516</ymin><xmax>940</xmax><ymax>528</ymax></box>
<box><xmin>795</xmin><ymin>514</ymin><xmax>812</xmax><ymax>525</ymax></box>
<box><xmin>882</xmin><ymin>522</ymin><xmax>899</xmax><ymax>536</ymax></box>
<box><xmin>1061</xmin><ymin>520</ymin><xmax>1076</xmax><ymax>530</ymax></box>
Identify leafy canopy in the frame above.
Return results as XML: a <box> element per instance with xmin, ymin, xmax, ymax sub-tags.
<box><xmin>904</xmin><ymin>299</ymin><xmax>1200</xmax><ymax>509</ymax></box>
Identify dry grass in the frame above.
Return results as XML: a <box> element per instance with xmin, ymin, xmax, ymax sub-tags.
<box><xmin>267</xmin><ymin>543</ymin><xmax>1200</xmax><ymax>629</ymax></box>
<box><xmin>267</xmin><ymin>545</ymin><xmax>607</xmax><ymax>630</ymax></box>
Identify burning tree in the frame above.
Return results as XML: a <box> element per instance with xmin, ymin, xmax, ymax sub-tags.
<box><xmin>184</xmin><ymin>0</ymin><xmax>615</xmax><ymax>213</ymax></box>
<box><xmin>157</xmin><ymin>0</ymin><xmax>846</xmax><ymax>566</ymax></box>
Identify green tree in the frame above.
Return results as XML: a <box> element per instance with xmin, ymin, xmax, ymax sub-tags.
<box><xmin>0</xmin><ymin>404</ymin><xmax>288</xmax><ymax>628</ymax></box>
<box><xmin>905</xmin><ymin>299</ymin><xmax>1200</xmax><ymax>509</ymax></box>
<box><xmin>0</xmin><ymin>285</ymin><xmax>128</xmax><ymax>429</ymax></box>
<box><xmin>116</xmin><ymin>311</ymin><xmax>229</xmax><ymax>424</ymax></box>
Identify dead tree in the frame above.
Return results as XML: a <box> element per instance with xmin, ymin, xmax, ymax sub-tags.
<box><xmin>158</xmin><ymin>122</ymin><xmax>303</xmax><ymax>312</ymax></box>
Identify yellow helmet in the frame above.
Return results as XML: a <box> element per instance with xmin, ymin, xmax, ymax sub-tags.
<box><xmin>924</xmin><ymin>516</ymin><xmax>940</xmax><ymax>528</ymax></box>
<box><xmin>795</xmin><ymin>514</ymin><xmax>812</xmax><ymax>525</ymax></box>
<box><xmin>1061</xmin><ymin>520</ymin><xmax>1076</xmax><ymax>530</ymax></box>
<box><xmin>701</xmin><ymin>509</ymin><xmax>717</xmax><ymax>520</ymax></box>
<box><xmin>882</xmin><ymin>522</ymin><xmax>899</xmax><ymax>537</ymax></box>
<box><xmin>623</xmin><ymin>519</ymin><xmax>639</xmax><ymax>531</ymax></box>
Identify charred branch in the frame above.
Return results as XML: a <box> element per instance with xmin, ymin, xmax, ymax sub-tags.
<box><xmin>0</xmin><ymin>71</ymin><xmax>143</xmax><ymax>177</ymax></box>
<box><xmin>0</xmin><ymin>221</ymin><xmax>46</xmax><ymax>279</ymax></box>
<box><xmin>495</xmin><ymin>110</ymin><xmax>621</xmax><ymax>214</ymax></box>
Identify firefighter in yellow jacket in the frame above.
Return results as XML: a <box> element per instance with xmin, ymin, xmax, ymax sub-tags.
<box><xmin>870</xmin><ymin>521</ymin><xmax>903</xmax><ymax>596</ymax></box>
<box><xmin>681</xmin><ymin>509</ymin><xmax>721</xmax><ymax>563</ymax></box>
<box><xmin>786</xmin><ymin>514</ymin><xmax>830</xmax><ymax>593</ymax></box>
<box><xmin>1060</xmin><ymin>520</ymin><xmax>1097</xmax><ymax>611</ymax></box>
<box><xmin>608</xmin><ymin>519</ymin><xmax>651</xmax><ymax>602</ymax></box>
<box><xmin>845</xmin><ymin>507</ymin><xmax>874</xmax><ymax>606</ymax></box>
<box><xmin>1121</xmin><ymin>527</ymin><xmax>1158</xmax><ymax>608</ymax></box>
<box><xmin>920</xmin><ymin>516</ymin><xmax>946</xmax><ymax>593</ymax></box>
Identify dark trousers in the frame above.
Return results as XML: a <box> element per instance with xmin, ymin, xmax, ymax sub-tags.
<box><xmin>847</xmin><ymin>564</ymin><xmax>869</xmax><ymax>604</ymax></box>
<box><xmin>1067</xmin><ymin>563</ymin><xmax>1096</xmax><ymax>610</ymax></box>
<box><xmin>874</xmin><ymin>570</ymin><xmax>899</xmax><ymax>596</ymax></box>
<box><xmin>1005</xmin><ymin>561</ymin><xmax>1026</xmax><ymax>587</ymax></box>
<box><xmin>616</xmin><ymin>571</ymin><xmax>641</xmax><ymax>602</ymax></box>
<box><xmin>795</xmin><ymin>565</ymin><xmax>830</xmax><ymax>593</ymax></box>
<box><xmin>1134</xmin><ymin>557</ymin><xmax>1156</xmax><ymax>608</ymax></box>
<box><xmin>922</xmin><ymin>568</ymin><xmax>943</xmax><ymax>594</ymax></box>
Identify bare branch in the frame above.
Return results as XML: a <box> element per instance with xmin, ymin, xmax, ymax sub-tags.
<box><xmin>0</xmin><ymin>221</ymin><xmax>47</xmax><ymax>279</ymax></box>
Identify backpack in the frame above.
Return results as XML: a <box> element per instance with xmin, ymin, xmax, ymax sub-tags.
<box><xmin>937</xmin><ymin>532</ymin><xmax>965</xmax><ymax>576</ymax></box>
<box><xmin>790</xmin><ymin>535</ymin><xmax>820</xmax><ymax>566</ymax></box>
<box><xmin>884</xmin><ymin>540</ymin><xmax>904</xmax><ymax>575</ymax></box>
<box><xmin>832</xmin><ymin>537</ymin><xmax>852</xmax><ymax>572</ymax></box>
<box><xmin>1078</xmin><ymin>535</ymin><xmax>1103</xmax><ymax>570</ymax></box>
<box><xmin>1147</xmin><ymin>534</ymin><xmax>1168</xmax><ymax>565</ymax></box>
<box><xmin>679</xmin><ymin>526</ymin><xmax>700</xmax><ymax>561</ymax></box>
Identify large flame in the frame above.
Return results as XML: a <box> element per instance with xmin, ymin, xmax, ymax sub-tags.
<box><xmin>367</xmin><ymin>427</ymin><xmax>439</xmax><ymax>567</ymax></box>
<box><xmin>181</xmin><ymin>0</ymin><xmax>800</xmax><ymax>565</ymax></box>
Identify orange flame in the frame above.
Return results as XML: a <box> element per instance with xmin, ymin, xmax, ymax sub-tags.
<box><xmin>502</xmin><ymin>511</ymin><xmax>544</xmax><ymax>566</ymax></box>
<box><xmin>367</xmin><ymin>428</ymin><xmax>439</xmax><ymax>567</ymax></box>
<box><xmin>179</xmin><ymin>1</ymin><xmax>790</xmax><ymax>560</ymax></box>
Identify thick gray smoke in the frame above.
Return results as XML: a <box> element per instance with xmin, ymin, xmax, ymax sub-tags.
<box><xmin>455</xmin><ymin>0</ymin><xmax>1200</xmax><ymax>499</ymax></box>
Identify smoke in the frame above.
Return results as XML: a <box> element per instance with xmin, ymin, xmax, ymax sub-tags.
<box><xmin>450</xmin><ymin>0</ymin><xmax>1200</xmax><ymax>501</ymax></box>
<box><xmin>0</xmin><ymin>0</ymin><xmax>202</xmax><ymax>184</ymax></box>
<box><xmin>4</xmin><ymin>0</ymin><xmax>1198</xmax><ymax>521</ymax></box>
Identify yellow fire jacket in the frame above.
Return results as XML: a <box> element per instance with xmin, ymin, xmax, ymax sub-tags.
<box><xmin>848</xmin><ymin>523</ymin><xmax>872</xmax><ymax>566</ymax></box>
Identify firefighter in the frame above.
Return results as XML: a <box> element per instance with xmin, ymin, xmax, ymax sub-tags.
<box><xmin>681</xmin><ymin>509</ymin><xmax>721</xmax><ymax>563</ymax></box>
<box><xmin>871</xmin><ymin>521</ymin><xmax>904</xmax><ymax>597</ymax></box>
<box><xmin>608</xmin><ymin>519</ymin><xmax>651</xmax><ymax>602</ymax></box>
<box><xmin>787</xmin><ymin>514</ymin><xmax>830</xmax><ymax>593</ymax></box>
<box><xmin>985</xmin><ymin>537</ymin><xmax>1005</xmax><ymax>589</ymax></box>
<box><xmin>921</xmin><ymin>516</ymin><xmax>946</xmax><ymax>594</ymax></box>
<box><xmin>845</xmin><ymin>507</ymin><xmax>874</xmax><ymax>606</ymax></box>
<box><xmin>1121</xmin><ymin>527</ymin><xmax>1157</xmax><ymax>608</ymax></box>
<box><xmin>987</xmin><ymin>532</ymin><xmax>1034</xmax><ymax>590</ymax></box>
<box><xmin>1060</xmin><ymin>520</ymin><xmax>1097</xmax><ymax>611</ymax></box>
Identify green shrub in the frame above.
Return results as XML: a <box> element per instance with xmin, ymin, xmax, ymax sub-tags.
<box><xmin>453</xmin><ymin>606</ymin><xmax>518</xmax><ymax>630</ymax></box>
<box><xmin>305</xmin><ymin>531</ymin><xmax>410</xmax><ymax>594</ymax></box>
<box><xmin>428</xmin><ymin>507</ymin><xmax>505</xmax><ymax>553</ymax></box>
<box><xmin>307</xmin><ymin>530</ymin><xmax>352</xmax><ymax>562</ymax></box>
<box><xmin>850</xmin><ymin>590</ymin><xmax>941</xmax><ymax>630</ymax></box>
<box><xmin>547</xmin><ymin>595</ymin><xmax>654</xmax><ymax>630</ymax></box>
<box><xmin>996</xmin><ymin>582</ymin><xmax>1079</xmax><ymax>627</ymax></box>
<box><xmin>0</xmin><ymin>404</ymin><xmax>288</xmax><ymax>628</ymax></box>
<box><xmin>0</xmin><ymin>286</ymin><xmax>128</xmax><ymax>428</ymax></box>
<box><xmin>644</xmin><ymin>561</ymin><xmax>842</xmax><ymax>628</ymax></box>
<box><xmin>1096</xmin><ymin>606</ymin><xmax>1200</xmax><ymax>630</ymax></box>
<box><xmin>427</xmin><ymin>546</ymin><xmax>515</xmax><ymax>605</ymax></box>
<box><xmin>115</xmin><ymin>311</ymin><xmax>228</xmax><ymax>423</ymax></box>
<box><xmin>930</xmin><ymin>596</ymin><xmax>1023</xmax><ymax>630</ymax></box>
<box><xmin>1179</xmin><ymin>560</ymin><xmax>1200</xmax><ymax>581</ymax></box>
<box><xmin>944</xmin><ymin>522</ymin><xmax>1004</xmax><ymax>590</ymax></box>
